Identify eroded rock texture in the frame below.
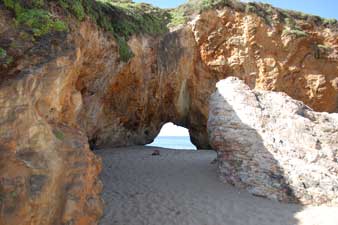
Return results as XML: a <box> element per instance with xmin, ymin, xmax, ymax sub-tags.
<box><xmin>0</xmin><ymin>17</ymin><xmax>105</xmax><ymax>225</ymax></box>
<box><xmin>208</xmin><ymin>77</ymin><xmax>338</xmax><ymax>205</ymax></box>
<box><xmin>191</xmin><ymin>8</ymin><xmax>338</xmax><ymax>113</ymax></box>
<box><xmin>0</xmin><ymin>2</ymin><xmax>338</xmax><ymax>225</ymax></box>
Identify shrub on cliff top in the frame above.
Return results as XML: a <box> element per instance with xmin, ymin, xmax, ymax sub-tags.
<box><xmin>81</xmin><ymin>0</ymin><xmax>170</xmax><ymax>61</ymax></box>
<box><xmin>0</xmin><ymin>48</ymin><xmax>6</xmax><ymax>59</ymax></box>
<box><xmin>2</xmin><ymin>0</ymin><xmax>337</xmax><ymax>62</ymax></box>
<box><xmin>16</xmin><ymin>9</ymin><xmax>67</xmax><ymax>36</ymax></box>
<box><xmin>1</xmin><ymin>0</ymin><xmax>170</xmax><ymax>62</ymax></box>
<box><xmin>3</xmin><ymin>0</ymin><xmax>68</xmax><ymax>36</ymax></box>
<box><xmin>170</xmin><ymin>0</ymin><xmax>338</xmax><ymax>29</ymax></box>
<box><xmin>282</xmin><ymin>28</ymin><xmax>308</xmax><ymax>38</ymax></box>
<box><xmin>0</xmin><ymin>47</ymin><xmax>13</xmax><ymax>67</ymax></box>
<box><xmin>282</xmin><ymin>17</ymin><xmax>308</xmax><ymax>38</ymax></box>
<box><xmin>59</xmin><ymin>0</ymin><xmax>86</xmax><ymax>20</ymax></box>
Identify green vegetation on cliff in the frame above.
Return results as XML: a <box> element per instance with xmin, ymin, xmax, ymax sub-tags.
<box><xmin>170</xmin><ymin>0</ymin><xmax>337</xmax><ymax>29</ymax></box>
<box><xmin>1</xmin><ymin>0</ymin><xmax>337</xmax><ymax>62</ymax></box>
<box><xmin>87</xmin><ymin>0</ymin><xmax>170</xmax><ymax>61</ymax></box>
<box><xmin>1</xmin><ymin>0</ymin><xmax>170</xmax><ymax>62</ymax></box>
<box><xmin>0</xmin><ymin>47</ymin><xmax>13</xmax><ymax>66</ymax></box>
<box><xmin>3</xmin><ymin>0</ymin><xmax>68</xmax><ymax>36</ymax></box>
<box><xmin>0</xmin><ymin>48</ymin><xmax>6</xmax><ymax>59</ymax></box>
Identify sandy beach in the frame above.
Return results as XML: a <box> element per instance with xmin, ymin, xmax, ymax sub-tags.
<box><xmin>98</xmin><ymin>147</ymin><xmax>338</xmax><ymax>225</ymax></box>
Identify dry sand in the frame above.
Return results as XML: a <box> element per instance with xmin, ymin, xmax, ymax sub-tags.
<box><xmin>98</xmin><ymin>147</ymin><xmax>338</xmax><ymax>225</ymax></box>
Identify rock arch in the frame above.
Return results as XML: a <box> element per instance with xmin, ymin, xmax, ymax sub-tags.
<box><xmin>1</xmin><ymin>4</ymin><xmax>338</xmax><ymax>225</ymax></box>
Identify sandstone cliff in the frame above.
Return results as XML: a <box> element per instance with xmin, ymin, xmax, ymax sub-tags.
<box><xmin>0</xmin><ymin>0</ymin><xmax>337</xmax><ymax>224</ymax></box>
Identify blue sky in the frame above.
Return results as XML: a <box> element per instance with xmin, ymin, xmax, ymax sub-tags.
<box><xmin>157</xmin><ymin>123</ymin><xmax>190</xmax><ymax>136</ymax></box>
<box><xmin>133</xmin><ymin>0</ymin><xmax>338</xmax><ymax>19</ymax></box>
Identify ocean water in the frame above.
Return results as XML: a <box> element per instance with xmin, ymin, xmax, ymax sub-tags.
<box><xmin>147</xmin><ymin>136</ymin><xmax>197</xmax><ymax>150</ymax></box>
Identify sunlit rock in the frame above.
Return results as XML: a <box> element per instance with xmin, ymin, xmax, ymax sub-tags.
<box><xmin>208</xmin><ymin>77</ymin><xmax>338</xmax><ymax>205</ymax></box>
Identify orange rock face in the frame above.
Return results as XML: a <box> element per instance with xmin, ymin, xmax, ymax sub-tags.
<box><xmin>191</xmin><ymin>8</ymin><xmax>338</xmax><ymax>113</ymax></box>
<box><xmin>0</xmin><ymin>15</ymin><xmax>106</xmax><ymax>225</ymax></box>
<box><xmin>0</xmin><ymin>4</ymin><xmax>338</xmax><ymax>225</ymax></box>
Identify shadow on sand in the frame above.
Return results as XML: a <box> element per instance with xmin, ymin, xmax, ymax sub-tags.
<box><xmin>97</xmin><ymin>145</ymin><xmax>303</xmax><ymax>225</ymax></box>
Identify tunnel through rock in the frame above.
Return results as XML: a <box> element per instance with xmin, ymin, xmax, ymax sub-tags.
<box><xmin>146</xmin><ymin>122</ymin><xmax>197</xmax><ymax>150</ymax></box>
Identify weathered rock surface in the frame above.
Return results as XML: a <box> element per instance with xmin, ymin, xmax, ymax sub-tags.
<box><xmin>0</xmin><ymin>1</ymin><xmax>338</xmax><ymax>224</ymax></box>
<box><xmin>191</xmin><ymin>8</ymin><xmax>338</xmax><ymax>113</ymax></box>
<box><xmin>208</xmin><ymin>77</ymin><xmax>338</xmax><ymax>205</ymax></box>
<box><xmin>0</xmin><ymin>18</ymin><xmax>104</xmax><ymax>225</ymax></box>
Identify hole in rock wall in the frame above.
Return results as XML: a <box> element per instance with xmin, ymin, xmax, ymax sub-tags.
<box><xmin>147</xmin><ymin>122</ymin><xmax>197</xmax><ymax>150</ymax></box>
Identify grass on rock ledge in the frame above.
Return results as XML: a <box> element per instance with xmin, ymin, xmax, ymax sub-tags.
<box><xmin>1</xmin><ymin>0</ymin><xmax>170</xmax><ymax>62</ymax></box>
<box><xmin>1</xmin><ymin>0</ymin><xmax>337</xmax><ymax>62</ymax></box>
<box><xmin>170</xmin><ymin>0</ymin><xmax>338</xmax><ymax>32</ymax></box>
